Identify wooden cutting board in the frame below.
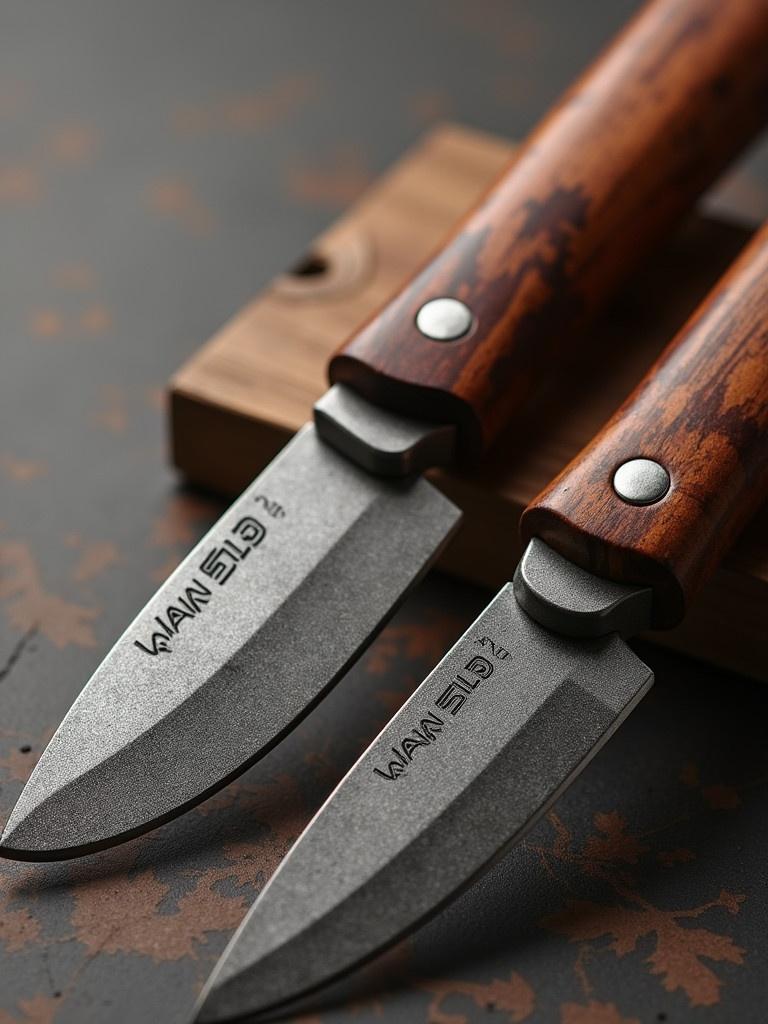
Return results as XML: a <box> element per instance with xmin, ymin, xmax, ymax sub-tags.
<box><xmin>169</xmin><ymin>123</ymin><xmax>768</xmax><ymax>681</ymax></box>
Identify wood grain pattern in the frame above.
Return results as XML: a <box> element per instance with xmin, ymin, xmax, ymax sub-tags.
<box><xmin>331</xmin><ymin>0</ymin><xmax>768</xmax><ymax>459</ymax></box>
<box><xmin>523</xmin><ymin>222</ymin><xmax>768</xmax><ymax>627</ymax></box>
<box><xmin>170</xmin><ymin>123</ymin><xmax>768</xmax><ymax>680</ymax></box>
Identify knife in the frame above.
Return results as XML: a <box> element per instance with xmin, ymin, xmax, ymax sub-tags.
<box><xmin>3</xmin><ymin>0</ymin><xmax>768</xmax><ymax>862</ymax></box>
<box><xmin>193</xmin><ymin>209</ymin><xmax>768</xmax><ymax>1024</ymax></box>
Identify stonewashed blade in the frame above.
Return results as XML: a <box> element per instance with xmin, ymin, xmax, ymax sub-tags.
<box><xmin>194</xmin><ymin>584</ymin><xmax>653</xmax><ymax>1022</ymax></box>
<box><xmin>0</xmin><ymin>426</ymin><xmax>460</xmax><ymax>860</ymax></box>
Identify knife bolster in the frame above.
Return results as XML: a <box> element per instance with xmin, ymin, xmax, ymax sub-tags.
<box><xmin>313</xmin><ymin>384</ymin><xmax>456</xmax><ymax>478</ymax></box>
<box><xmin>514</xmin><ymin>540</ymin><xmax>653</xmax><ymax>639</ymax></box>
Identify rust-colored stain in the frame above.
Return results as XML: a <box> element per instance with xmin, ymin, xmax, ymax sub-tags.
<box><xmin>420</xmin><ymin>971</ymin><xmax>535</xmax><ymax>1023</ymax></box>
<box><xmin>0</xmin><ymin>994</ymin><xmax>59</xmax><ymax>1024</ymax></box>
<box><xmin>70</xmin><ymin>863</ymin><xmax>247</xmax><ymax>961</ymax></box>
<box><xmin>0</xmin><ymin>456</ymin><xmax>47</xmax><ymax>482</ymax></box>
<box><xmin>48</xmin><ymin>122</ymin><xmax>97</xmax><ymax>164</ymax></box>
<box><xmin>79</xmin><ymin>304</ymin><xmax>112</xmax><ymax>335</ymax></box>
<box><xmin>191</xmin><ymin>772</ymin><xmax>306</xmax><ymax>871</ymax></box>
<box><xmin>287</xmin><ymin>147</ymin><xmax>373</xmax><ymax>209</ymax></box>
<box><xmin>27</xmin><ymin>310</ymin><xmax>63</xmax><ymax>339</ymax></box>
<box><xmin>559</xmin><ymin>1000</ymin><xmax>639</xmax><ymax>1024</ymax></box>
<box><xmin>0</xmin><ymin>747</ymin><xmax>35</xmax><ymax>784</ymax></box>
<box><xmin>69</xmin><ymin>774</ymin><xmax>306</xmax><ymax>962</ymax></box>
<box><xmin>147</xmin><ymin>177</ymin><xmax>216</xmax><ymax>235</ymax></box>
<box><xmin>0</xmin><ymin>727</ymin><xmax>53</xmax><ymax>784</ymax></box>
<box><xmin>702</xmin><ymin>784</ymin><xmax>741</xmax><ymax>811</ymax></box>
<box><xmin>0</xmin><ymin>871</ymin><xmax>41</xmax><ymax>955</ymax></box>
<box><xmin>0</xmin><ymin>540</ymin><xmax>99</xmax><ymax>648</ymax></box>
<box><xmin>364</xmin><ymin>613</ymin><xmax>466</xmax><ymax>677</ymax></box>
<box><xmin>26</xmin><ymin>304</ymin><xmax>111</xmax><ymax>340</ymax></box>
<box><xmin>582</xmin><ymin>811</ymin><xmax>648</xmax><ymax>866</ymax></box>
<box><xmin>146</xmin><ymin>386</ymin><xmax>166</xmax><ymax>412</ymax></box>
<box><xmin>149</xmin><ymin>552</ymin><xmax>182</xmax><ymax>583</ymax></box>
<box><xmin>92</xmin><ymin>385</ymin><xmax>127</xmax><ymax>433</ymax></box>
<box><xmin>536</xmin><ymin>812</ymin><xmax>746</xmax><ymax>1007</ymax></box>
<box><xmin>679</xmin><ymin>760</ymin><xmax>741</xmax><ymax>810</ymax></box>
<box><xmin>65</xmin><ymin>536</ymin><xmax>121</xmax><ymax>583</ymax></box>
<box><xmin>172</xmin><ymin>77</ymin><xmax>317</xmax><ymax>136</ymax></box>
<box><xmin>150</xmin><ymin>492</ymin><xmax>219</xmax><ymax>548</ymax></box>
<box><xmin>0</xmin><ymin>163</ymin><xmax>41</xmax><ymax>204</ymax></box>
<box><xmin>53</xmin><ymin>262</ymin><xmax>96</xmax><ymax>290</ymax></box>
<box><xmin>657</xmin><ymin>847</ymin><xmax>696</xmax><ymax>868</ymax></box>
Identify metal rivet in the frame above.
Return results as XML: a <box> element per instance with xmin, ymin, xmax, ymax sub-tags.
<box><xmin>415</xmin><ymin>298</ymin><xmax>474</xmax><ymax>341</ymax></box>
<box><xmin>613</xmin><ymin>458</ymin><xmax>670</xmax><ymax>506</ymax></box>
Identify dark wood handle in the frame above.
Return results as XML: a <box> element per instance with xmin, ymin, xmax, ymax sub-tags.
<box><xmin>521</xmin><ymin>221</ymin><xmax>768</xmax><ymax>628</ymax></box>
<box><xmin>330</xmin><ymin>0</ymin><xmax>768</xmax><ymax>460</ymax></box>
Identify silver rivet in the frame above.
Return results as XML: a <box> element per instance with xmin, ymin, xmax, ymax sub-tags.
<box><xmin>415</xmin><ymin>298</ymin><xmax>474</xmax><ymax>341</ymax></box>
<box><xmin>613</xmin><ymin>458</ymin><xmax>670</xmax><ymax>506</ymax></box>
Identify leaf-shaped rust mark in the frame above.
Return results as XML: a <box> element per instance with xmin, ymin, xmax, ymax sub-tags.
<box><xmin>583</xmin><ymin>812</ymin><xmax>649</xmax><ymax>866</ymax></box>
<box><xmin>419</xmin><ymin>970</ymin><xmax>535</xmax><ymax>1024</ymax></box>
<box><xmin>0</xmin><ymin>869</ymin><xmax>41</xmax><ymax>954</ymax></box>
<box><xmin>657</xmin><ymin>848</ymin><xmax>696</xmax><ymax>868</ymax></box>
<box><xmin>147</xmin><ymin>177</ymin><xmax>216</xmax><ymax>235</ymax></box>
<box><xmin>0</xmin><ymin>541</ymin><xmax>98</xmax><ymax>648</ymax></box>
<box><xmin>66</xmin><ymin>536</ymin><xmax>121</xmax><ymax>583</ymax></box>
<box><xmin>0</xmin><ymin>727</ymin><xmax>53</xmax><ymax>785</ymax></box>
<box><xmin>48</xmin><ymin>122</ymin><xmax>97</xmax><ymax>164</ymax></box>
<box><xmin>172</xmin><ymin>77</ymin><xmax>317</xmax><ymax>137</ymax></box>
<box><xmin>0</xmin><ymin>456</ymin><xmax>47</xmax><ymax>482</ymax></box>
<box><xmin>150</xmin><ymin>493</ymin><xmax>220</xmax><ymax>548</ymax></box>
<box><xmin>68</xmin><ymin>774</ymin><xmax>307</xmax><ymax>962</ymax></box>
<box><xmin>364</xmin><ymin>612</ymin><xmax>466</xmax><ymax>677</ymax></box>
<box><xmin>70</xmin><ymin>865</ymin><xmax>248</xmax><ymax>962</ymax></box>
<box><xmin>0</xmin><ymin>164</ymin><xmax>42</xmax><ymax>205</ymax></box>
<box><xmin>535</xmin><ymin>813</ymin><xmax>746</xmax><ymax>1007</ymax></box>
<box><xmin>92</xmin><ymin>385</ymin><xmax>127</xmax><ymax>433</ymax></box>
<box><xmin>288</xmin><ymin>147</ymin><xmax>373</xmax><ymax>209</ymax></box>
<box><xmin>560</xmin><ymin>999</ymin><xmax>639</xmax><ymax>1024</ymax></box>
<box><xmin>679</xmin><ymin>760</ymin><xmax>741</xmax><ymax>810</ymax></box>
<box><xmin>0</xmin><ymin>994</ymin><xmax>60</xmax><ymax>1024</ymax></box>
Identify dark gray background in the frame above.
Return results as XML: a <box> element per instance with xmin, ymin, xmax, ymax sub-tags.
<box><xmin>1</xmin><ymin>3</ymin><xmax>767</xmax><ymax>1023</ymax></box>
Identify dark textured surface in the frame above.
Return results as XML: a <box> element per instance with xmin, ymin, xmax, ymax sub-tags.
<box><xmin>2</xmin><ymin>2</ymin><xmax>768</xmax><ymax>1023</ymax></box>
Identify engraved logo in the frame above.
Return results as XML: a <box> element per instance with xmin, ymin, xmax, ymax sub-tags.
<box><xmin>134</xmin><ymin>504</ymin><xmax>274</xmax><ymax>656</ymax></box>
<box><xmin>372</xmin><ymin>712</ymin><xmax>445</xmax><ymax>781</ymax></box>
<box><xmin>133</xmin><ymin>579</ymin><xmax>213</xmax><ymax>656</ymax></box>
<box><xmin>373</xmin><ymin>652</ymin><xmax>496</xmax><ymax>781</ymax></box>
<box><xmin>434</xmin><ymin>655</ymin><xmax>493</xmax><ymax>717</ymax></box>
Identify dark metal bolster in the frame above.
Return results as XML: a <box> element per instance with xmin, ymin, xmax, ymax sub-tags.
<box><xmin>314</xmin><ymin>384</ymin><xmax>456</xmax><ymax>478</ymax></box>
<box><xmin>513</xmin><ymin>538</ymin><xmax>653</xmax><ymax>639</ymax></box>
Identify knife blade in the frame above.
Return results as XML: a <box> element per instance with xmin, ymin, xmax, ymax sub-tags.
<box><xmin>194</xmin><ymin>209</ymin><xmax>768</xmax><ymax>1024</ymax></box>
<box><xmin>4</xmin><ymin>0</ymin><xmax>768</xmax><ymax>861</ymax></box>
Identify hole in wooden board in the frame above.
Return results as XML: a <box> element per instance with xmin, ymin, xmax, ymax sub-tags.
<box><xmin>273</xmin><ymin>227</ymin><xmax>374</xmax><ymax>301</ymax></box>
<box><xmin>289</xmin><ymin>252</ymin><xmax>330</xmax><ymax>278</ymax></box>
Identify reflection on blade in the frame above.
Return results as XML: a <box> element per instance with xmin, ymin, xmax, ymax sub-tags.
<box><xmin>194</xmin><ymin>584</ymin><xmax>653</xmax><ymax>1023</ymax></box>
<box><xmin>0</xmin><ymin>426</ymin><xmax>460</xmax><ymax>860</ymax></box>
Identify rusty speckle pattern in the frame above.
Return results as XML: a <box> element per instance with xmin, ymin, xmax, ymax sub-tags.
<box><xmin>1</xmin><ymin>1</ymin><xmax>767</xmax><ymax>1021</ymax></box>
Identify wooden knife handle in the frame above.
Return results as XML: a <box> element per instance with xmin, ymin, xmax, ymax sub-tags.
<box><xmin>330</xmin><ymin>0</ymin><xmax>768</xmax><ymax>460</ymax></box>
<box><xmin>521</xmin><ymin>221</ymin><xmax>768</xmax><ymax>628</ymax></box>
